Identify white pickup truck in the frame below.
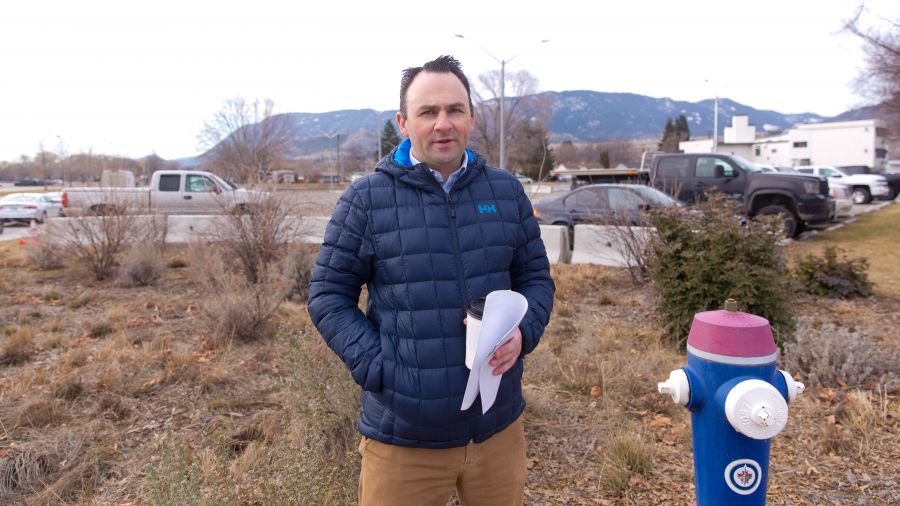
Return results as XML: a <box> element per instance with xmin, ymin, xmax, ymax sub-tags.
<box><xmin>794</xmin><ymin>165</ymin><xmax>890</xmax><ymax>204</ymax></box>
<box><xmin>62</xmin><ymin>170</ymin><xmax>266</xmax><ymax>214</ymax></box>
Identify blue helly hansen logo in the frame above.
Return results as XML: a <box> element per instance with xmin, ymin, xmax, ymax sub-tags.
<box><xmin>477</xmin><ymin>204</ymin><xmax>498</xmax><ymax>214</ymax></box>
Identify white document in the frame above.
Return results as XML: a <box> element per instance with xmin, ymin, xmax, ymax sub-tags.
<box><xmin>461</xmin><ymin>290</ymin><xmax>529</xmax><ymax>414</ymax></box>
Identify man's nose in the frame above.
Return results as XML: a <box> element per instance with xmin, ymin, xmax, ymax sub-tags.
<box><xmin>434</xmin><ymin>111</ymin><xmax>452</xmax><ymax>131</ymax></box>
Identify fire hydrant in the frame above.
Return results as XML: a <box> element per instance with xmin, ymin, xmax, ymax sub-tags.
<box><xmin>657</xmin><ymin>299</ymin><xmax>805</xmax><ymax>504</ymax></box>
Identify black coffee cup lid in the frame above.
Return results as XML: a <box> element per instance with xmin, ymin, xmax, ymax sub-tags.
<box><xmin>466</xmin><ymin>297</ymin><xmax>486</xmax><ymax>319</ymax></box>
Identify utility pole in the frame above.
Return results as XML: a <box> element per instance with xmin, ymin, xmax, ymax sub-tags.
<box><xmin>455</xmin><ymin>34</ymin><xmax>549</xmax><ymax>171</ymax></box>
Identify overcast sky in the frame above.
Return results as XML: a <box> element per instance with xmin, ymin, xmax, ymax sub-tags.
<box><xmin>1</xmin><ymin>0</ymin><xmax>894</xmax><ymax>162</ymax></box>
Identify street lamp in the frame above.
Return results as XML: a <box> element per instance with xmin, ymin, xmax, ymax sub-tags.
<box><xmin>455</xmin><ymin>34</ymin><xmax>549</xmax><ymax>171</ymax></box>
<box><xmin>704</xmin><ymin>79</ymin><xmax>719</xmax><ymax>152</ymax></box>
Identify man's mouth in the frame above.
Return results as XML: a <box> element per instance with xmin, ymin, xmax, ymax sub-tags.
<box><xmin>433</xmin><ymin>138</ymin><xmax>455</xmax><ymax>146</ymax></box>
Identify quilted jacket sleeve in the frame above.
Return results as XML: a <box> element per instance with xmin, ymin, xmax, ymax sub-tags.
<box><xmin>307</xmin><ymin>185</ymin><xmax>382</xmax><ymax>392</ymax></box>
<box><xmin>510</xmin><ymin>187</ymin><xmax>555</xmax><ymax>356</ymax></box>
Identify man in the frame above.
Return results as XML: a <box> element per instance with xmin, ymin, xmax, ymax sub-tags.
<box><xmin>308</xmin><ymin>55</ymin><xmax>554</xmax><ymax>505</ymax></box>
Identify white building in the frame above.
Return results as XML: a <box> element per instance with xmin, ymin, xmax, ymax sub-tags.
<box><xmin>679</xmin><ymin>116</ymin><xmax>889</xmax><ymax>169</ymax></box>
<box><xmin>787</xmin><ymin>119</ymin><xmax>888</xmax><ymax>169</ymax></box>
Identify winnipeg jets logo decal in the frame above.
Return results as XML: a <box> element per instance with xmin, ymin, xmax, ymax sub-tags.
<box><xmin>724</xmin><ymin>459</ymin><xmax>762</xmax><ymax>495</ymax></box>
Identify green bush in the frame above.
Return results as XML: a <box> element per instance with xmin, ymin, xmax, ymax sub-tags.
<box><xmin>792</xmin><ymin>246</ymin><xmax>873</xmax><ymax>298</ymax></box>
<box><xmin>646</xmin><ymin>194</ymin><xmax>794</xmax><ymax>346</ymax></box>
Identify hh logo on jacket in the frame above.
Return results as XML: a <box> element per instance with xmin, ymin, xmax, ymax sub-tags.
<box><xmin>477</xmin><ymin>203</ymin><xmax>498</xmax><ymax>214</ymax></box>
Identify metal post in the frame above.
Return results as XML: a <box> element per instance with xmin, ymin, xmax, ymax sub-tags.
<box><xmin>499</xmin><ymin>60</ymin><xmax>506</xmax><ymax>171</ymax></box>
<box><xmin>713</xmin><ymin>96</ymin><xmax>719</xmax><ymax>152</ymax></box>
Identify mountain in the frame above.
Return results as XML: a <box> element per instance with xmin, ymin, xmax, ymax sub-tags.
<box><xmin>177</xmin><ymin>91</ymin><xmax>871</xmax><ymax>165</ymax></box>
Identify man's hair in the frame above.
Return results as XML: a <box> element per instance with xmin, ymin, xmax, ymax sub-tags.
<box><xmin>399</xmin><ymin>55</ymin><xmax>474</xmax><ymax>119</ymax></box>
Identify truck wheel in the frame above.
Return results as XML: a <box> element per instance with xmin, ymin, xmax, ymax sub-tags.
<box><xmin>757</xmin><ymin>205</ymin><xmax>799</xmax><ymax>238</ymax></box>
<box><xmin>851</xmin><ymin>187</ymin><xmax>872</xmax><ymax>205</ymax></box>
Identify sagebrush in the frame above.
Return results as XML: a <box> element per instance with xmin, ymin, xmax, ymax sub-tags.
<box><xmin>782</xmin><ymin>320</ymin><xmax>898</xmax><ymax>390</ymax></box>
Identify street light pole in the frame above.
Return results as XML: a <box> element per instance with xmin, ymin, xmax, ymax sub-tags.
<box><xmin>455</xmin><ymin>34</ymin><xmax>548</xmax><ymax>172</ymax></box>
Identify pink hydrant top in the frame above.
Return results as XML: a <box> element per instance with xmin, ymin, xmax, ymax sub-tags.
<box><xmin>687</xmin><ymin>307</ymin><xmax>777</xmax><ymax>362</ymax></box>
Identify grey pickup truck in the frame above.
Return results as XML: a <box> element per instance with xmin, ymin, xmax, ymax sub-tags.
<box><xmin>647</xmin><ymin>153</ymin><xmax>834</xmax><ymax>237</ymax></box>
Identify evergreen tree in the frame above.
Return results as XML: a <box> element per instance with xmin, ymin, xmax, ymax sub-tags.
<box><xmin>658</xmin><ymin>114</ymin><xmax>691</xmax><ymax>153</ymax></box>
<box><xmin>599</xmin><ymin>150</ymin><xmax>611</xmax><ymax>168</ymax></box>
<box><xmin>376</xmin><ymin>120</ymin><xmax>401</xmax><ymax>160</ymax></box>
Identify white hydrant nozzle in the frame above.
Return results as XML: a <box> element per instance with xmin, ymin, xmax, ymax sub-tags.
<box><xmin>658</xmin><ymin>369</ymin><xmax>690</xmax><ymax>406</ymax></box>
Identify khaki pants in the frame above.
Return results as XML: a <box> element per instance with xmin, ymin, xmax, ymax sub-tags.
<box><xmin>358</xmin><ymin>415</ymin><xmax>526</xmax><ymax>506</ymax></box>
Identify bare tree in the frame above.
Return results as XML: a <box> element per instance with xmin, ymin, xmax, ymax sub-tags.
<box><xmin>470</xmin><ymin>70</ymin><xmax>554</xmax><ymax>167</ymax></box>
<box><xmin>844</xmin><ymin>3</ymin><xmax>900</xmax><ymax>133</ymax></box>
<box><xmin>198</xmin><ymin>98</ymin><xmax>294</xmax><ymax>184</ymax></box>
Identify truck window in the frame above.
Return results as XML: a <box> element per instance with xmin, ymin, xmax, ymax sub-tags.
<box><xmin>186</xmin><ymin>175</ymin><xmax>217</xmax><ymax>192</ymax></box>
<box><xmin>657</xmin><ymin>157</ymin><xmax>691</xmax><ymax>178</ymax></box>
<box><xmin>821</xmin><ymin>168</ymin><xmax>837</xmax><ymax>177</ymax></box>
<box><xmin>696</xmin><ymin>157</ymin><xmax>734</xmax><ymax>178</ymax></box>
<box><xmin>158</xmin><ymin>174</ymin><xmax>181</xmax><ymax>192</ymax></box>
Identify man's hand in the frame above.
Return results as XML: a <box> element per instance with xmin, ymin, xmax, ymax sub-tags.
<box><xmin>489</xmin><ymin>327</ymin><xmax>522</xmax><ymax>376</ymax></box>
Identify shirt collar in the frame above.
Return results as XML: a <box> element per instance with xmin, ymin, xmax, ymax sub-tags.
<box><xmin>409</xmin><ymin>151</ymin><xmax>469</xmax><ymax>193</ymax></box>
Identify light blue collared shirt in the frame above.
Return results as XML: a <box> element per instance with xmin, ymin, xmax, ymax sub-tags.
<box><xmin>410</xmin><ymin>151</ymin><xmax>469</xmax><ymax>193</ymax></box>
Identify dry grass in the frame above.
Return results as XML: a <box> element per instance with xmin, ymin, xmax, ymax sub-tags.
<box><xmin>0</xmin><ymin>203</ymin><xmax>898</xmax><ymax>505</ymax></box>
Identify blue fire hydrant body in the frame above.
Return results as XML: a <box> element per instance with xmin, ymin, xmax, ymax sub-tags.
<box><xmin>658</xmin><ymin>301</ymin><xmax>804</xmax><ymax>505</ymax></box>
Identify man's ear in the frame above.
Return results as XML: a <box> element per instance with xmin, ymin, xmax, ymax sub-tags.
<box><xmin>396</xmin><ymin>111</ymin><xmax>408</xmax><ymax>137</ymax></box>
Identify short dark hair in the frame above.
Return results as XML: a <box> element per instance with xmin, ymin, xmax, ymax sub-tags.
<box><xmin>399</xmin><ymin>55</ymin><xmax>473</xmax><ymax>119</ymax></box>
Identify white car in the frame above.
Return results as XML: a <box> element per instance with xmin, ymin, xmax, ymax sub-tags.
<box><xmin>0</xmin><ymin>192</ymin><xmax>64</xmax><ymax>224</ymax></box>
<box><xmin>828</xmin><ymin>180</ymin><xmax>853</xmax><ymax>218</ymax></box>
<box><xmin>794</xmin><ymin>165</ymin><xmax>890</xmax><ymax>204</ymax></box>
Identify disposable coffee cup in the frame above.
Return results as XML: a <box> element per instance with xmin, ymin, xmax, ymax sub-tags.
<box><xmin>465</xmin><ymin>297</ymin><xmax>486</xmax><ymax>369</ymax></box>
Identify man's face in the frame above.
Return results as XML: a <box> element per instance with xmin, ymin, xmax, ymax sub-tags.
<box><xmin>397</xmin><ymin>71</ymin><xmax>475</xmax><ymax>175</ymax></box>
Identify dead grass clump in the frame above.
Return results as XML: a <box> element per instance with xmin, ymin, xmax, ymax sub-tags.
<box><xmin>60</xmin><ymin>346</ymin><xmax>89</xmax><ymax>368</ymax></box>
<box><xmin>52</xmin><ymin>376</ymin><xmax>85</xmax><ymax>401</ymax></box>
<box><xmin>167</xmin><ymin>256</ymin><xmax>188</xmax><ymax>269</ymax></box>
<box><xmin>96</xmin><ymin>393</ymin><xmax>130</xmax><ymax>421</ymax></box>
<box><xmin>13</xmin><ymin>397</ymin><xmax>63</xmax><ymax>429</ymax></box>
<box><xmin>120</xmin><ymin>241</ymin><xmax>166</xmax><ymax>287</ymax></box>
<box><xmin>600</xmin><ymin>431</ymin><xmax>654</xmax><ymax>494</ymax></box>
<box><xmin>837</xmin><ymin>390</ymin><xmax>881</xmax><ymax>434</ymax></box>
<box><xmin>0</xmin><ymin>328</ymin><xmax>34</xmax><ymax>365</ymax></box>
<box><xmin>782</xmin><ymin>321</ymin><xmax>899</xmax><ymax>390</ymax></box>
<box><xmin>281</xmin><ymin>243</ymin><xmax>318</xmax><ymax>303</ymax></box>
<box><xmin>195</xmin><ymin>254</ymin><xmax>289</xmax><ymax>343</ymax></box>
<box><xmin>87</xmin><ymin>321</ymin><xmax>115</xmax><ymax>338</ymax></box>
<box><xmin>24</xmin><ymin>234</ymin><xmax>67</xmax><ymax>270</ymax></box>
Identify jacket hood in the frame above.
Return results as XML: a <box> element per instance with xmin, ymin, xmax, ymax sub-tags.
<box><xmin>375</xmin><ymin>138</ymin><xmax>487</xmax><ymax>193</ymax></box>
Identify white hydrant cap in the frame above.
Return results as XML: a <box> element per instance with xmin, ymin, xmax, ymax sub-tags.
<box><xmin>657</xmin><ymin>369</ymin><xmax>690</xmax><ymax>406</ymax></box>
<box><xmin>779</xmin><ymin>370</ymin><xmax>805</xmax><ymax>403</ymax></box>
<box><xmin>724</xmin><ymin>379</ymin><xmax>789</xmax><ymax>440</ymax></box>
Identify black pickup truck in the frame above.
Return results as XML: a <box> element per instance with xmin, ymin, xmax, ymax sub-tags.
<box><xmin>647</xmin><ymin>153</ymin><xmax>834</xmax><ymax>237</ymax></box>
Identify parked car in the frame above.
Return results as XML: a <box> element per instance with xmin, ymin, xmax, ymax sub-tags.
<box><xmin>0</xmin><ymin>193</ymin><xmax>64</xmax><ymax>224</ymax></box>
<box><xmin>533</xmin><ymin>183</ymin><xmax>680</xmax><ymax>227</ymax></box>
<box><xmin>838</xmin><ymin>165</ymin><xmax>900</xmax><ymax>200</ymax></box>
<box><xmin>828</xmin><ymin>180</ymin><xmax>854</xmax><ymax>218</ymax></box>
<box><xmin>13</xmin><ymin>178</ymin><xmax>50</xmax><ymax>187</ymax></box>
<box><xmin>794</xmin><ymin>165</ymin><xmax>890</xmax><ymax>204</ymax></box>
<box><xmin>515</xmin><ymin>175</ymin><xmax>534</xmax><ymax>184</ymax></box>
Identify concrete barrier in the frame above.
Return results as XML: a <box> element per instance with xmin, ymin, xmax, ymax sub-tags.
<box><xmin>538</xmin><ymin>225</ymin><xmax>571</xmax><ymax>264</ymax></box>
<box><xmin>571</xmin><ymin>224</ymin><xmax>654</xmax><ymax>267</ymax></box>
<box><xmin>47</xmin><ymin>214</ymin><xmax>332</xmax><ymax>245</ymax></box>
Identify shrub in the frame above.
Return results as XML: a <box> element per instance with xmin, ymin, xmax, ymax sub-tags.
<box><xmin>781</xmin><ymin>321</ymin><xmax>898</xmax><ymax>390</ymax></box>
<box><xmin>195</xmin><ymin>254</ymin><xmax>289</xmax><ymax>342</ymax></box>
<box><xmin>645</xmin><ymin>193</ymin><xmax>794</xmax><ymax>346</ymax></box>
<box><xmin>281</xmin><ymin>243</ymin><xmax>319</xmax><ymax>303</ymax></box>
<box><xmin>50</xmin><ymin>197</ymin><xmax>142</xmax><ymax>280</ymax></box>
<box><xmin>24</xmin><ymin>233</ymin><xmax>67</xmax><ymax>270</ymax></box>
<box><xmin>203</xmin><ymin>192</ymin><xmax>307</xmax><ymax>284</ymax></box>
<box><xmin>792</xmin><ymin>246</ymin><xmax>873</xmax><ymax>298</ymax></box>
<box><xmin>257</xmin><ymin>332</ymin><xmax>361</xmax><ymax>504</ymax></box>
<box><xmin>121</xmin><ymin>241</ymin><xmax>166</xmax><ymax>287</ymax></box>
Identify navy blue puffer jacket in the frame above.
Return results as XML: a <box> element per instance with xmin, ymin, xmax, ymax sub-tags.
<box><xmin>308</xmin><ymin>141</ymin><xmax>554</xmax><ymax>449</ymax></box>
